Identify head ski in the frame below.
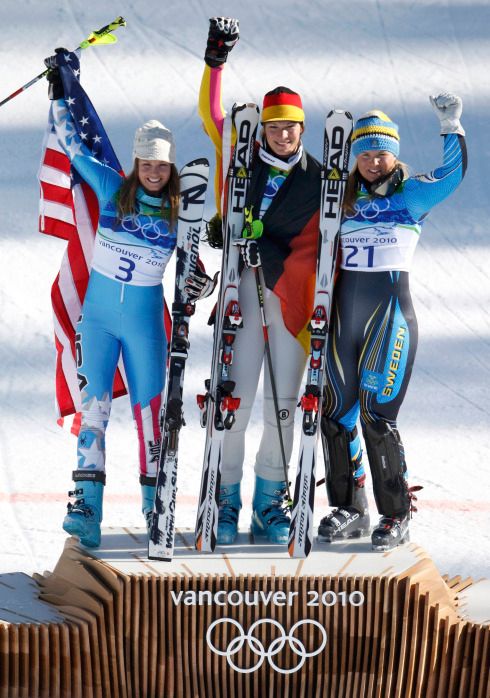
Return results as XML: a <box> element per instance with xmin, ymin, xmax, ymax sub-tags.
<box><xmin>195</xmin><ymin>103</ymin><xmax>260</xmax><ymax>552</ymax></box>
<box><xmin>288</xmin><ymin>110</ymin><xmax>353</xmax><ymax>558</ymax></box>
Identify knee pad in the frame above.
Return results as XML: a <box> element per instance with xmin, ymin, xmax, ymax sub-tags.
<box><xmin>321</xmin><ymin>417</ymin><xmax>355</xmax><ymax>507</ymax></box>
<box><xmin>362</xmin><ymin>420</ymin><xmax>409</xmax><ymax>517</ymax></box>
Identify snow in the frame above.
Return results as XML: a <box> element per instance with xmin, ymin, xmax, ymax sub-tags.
<box><xmin>0</xmin><ymin>0</ymin><xmax>488</xmax><ymax>580</ymax></box>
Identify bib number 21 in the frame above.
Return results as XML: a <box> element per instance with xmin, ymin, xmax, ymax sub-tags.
<box><xmin>344</xmin><ymin>244</ymin><xmax>374</xmax><ymax>268</ymax></box>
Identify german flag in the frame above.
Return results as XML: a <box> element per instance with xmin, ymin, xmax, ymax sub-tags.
<box><xmin>249</xmin><ymin>149</ymin><xmax>322</xmax><ymax>353</ymax></box>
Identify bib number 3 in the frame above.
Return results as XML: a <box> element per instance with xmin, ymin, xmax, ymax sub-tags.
<box><xmin>115</xmin><ymin>256</ymin><xmax>136</xmax><ymax>282</ymax></box>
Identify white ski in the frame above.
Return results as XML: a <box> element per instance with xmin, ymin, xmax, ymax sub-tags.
<box><xmin>288</xmin><ymin>110</ymin><xmax>353</xmax><ymax>558</ymax></box>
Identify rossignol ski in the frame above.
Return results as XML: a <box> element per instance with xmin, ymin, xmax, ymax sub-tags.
<box><xmin>288</xmin><ymin>110</ymin><xmax>353</xmax><ymax>559</ymax></box>
<box><xmin>195</xmin><ymin>103</ymin><xmax>260</xmax><ymax>552</ymax></box>
<box><xmin>148</xmin><ymin>158</ymin><xmax>209</xmax><ymax>561</ymax></box>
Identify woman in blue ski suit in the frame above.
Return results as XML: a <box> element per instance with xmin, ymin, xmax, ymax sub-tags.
<box><xmin>319</xmin><ymin>93</ymin><xmax>467</xmax><ymax>550</ymax></box>
<box><xmin>45</xmin><ymin>51</ymin><xmax>214</xmax><ymax>548</ymax></box>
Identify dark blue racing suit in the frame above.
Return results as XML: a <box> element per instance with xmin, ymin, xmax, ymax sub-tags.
<box><xmin>323</xmin><ymin>132</ymin><xmax>467</xmax><ymax>516</ymax></box>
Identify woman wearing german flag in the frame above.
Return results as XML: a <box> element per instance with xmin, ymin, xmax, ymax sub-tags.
<box><xmin>199</xmin><ymin>17</ymin><xmax>322</xmax><ymax>546</ymax></box>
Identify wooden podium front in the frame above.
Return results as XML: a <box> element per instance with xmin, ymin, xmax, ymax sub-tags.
<box><xmin>1</xmin><ymin>528</ymin><xmax>489</xmax><ymax>698</ymax></box>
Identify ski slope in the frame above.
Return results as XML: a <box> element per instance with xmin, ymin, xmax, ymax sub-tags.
<box><xmin>0</xmin><ymin>0</ymin><xmax>488</xmax><ymax>580</ymax></box>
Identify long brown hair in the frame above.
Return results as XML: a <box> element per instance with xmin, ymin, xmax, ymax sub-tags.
<box><xmin>343</xmin><ymin>160</ymin><xmax>409</xmax><ymax>216</ymax></box>
<box><xmin>117</xmin><ymin>158</ymin><xmax>180</xmax><ymax>228</ymax></box>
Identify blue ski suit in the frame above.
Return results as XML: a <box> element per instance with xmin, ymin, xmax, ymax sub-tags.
<box><xmin>52</xmin><ymin>99</ymin><xmax>177</xmax><ymax>478</ymax></box>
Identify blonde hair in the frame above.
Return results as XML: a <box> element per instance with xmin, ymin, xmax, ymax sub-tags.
<box><xmin>343</xmin><ymin>160</ymin><xmax>409</xmax><ymax>215</ymax></box>
<box><xmin>117</xmin><ymin>159</ymin><xmax>180</xmax><ymax>228</ymax></box>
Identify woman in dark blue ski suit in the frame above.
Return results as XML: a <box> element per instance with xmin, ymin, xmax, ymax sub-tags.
<box><xmin>319</xmin><ymin>93</ymin><xmax>467</xmax><ymax>550</ymax></box>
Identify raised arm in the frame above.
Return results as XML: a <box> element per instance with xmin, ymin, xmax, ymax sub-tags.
<box><xmin>403</xmin><ymin>93</ymin><xmax>467</xmax><ymax>221</ymax></box>
<box><xmin>198</xmin><ymin>17</ymin><xmax>239</xmax><ymax>212</ymax></box>
<box><xmin>45</xmin><ymin>50</ymin><xmax>122</xmax><ymax>204</ymax></box>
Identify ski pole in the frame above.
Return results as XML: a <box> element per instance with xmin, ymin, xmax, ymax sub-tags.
<box><xmin>0</xmin><ymin>16</ymin><xmax>126</xmax><ymax>108</ymax></box>
<box><xmin>242</xmin><ymin>206</ymin><xmax>292</xmax><ymax>504</ymax></box>
<box><xmin>253</xmin><ymin>264</ymin><xmax>293</xmax><ymax>507</ymax></box>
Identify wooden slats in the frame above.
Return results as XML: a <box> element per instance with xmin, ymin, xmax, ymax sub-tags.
<box><xmin>1</xmin><ymin>546</ymin><xmax>489</xmax><ymax>697</ymax></box>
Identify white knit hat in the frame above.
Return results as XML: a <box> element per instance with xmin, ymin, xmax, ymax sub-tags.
<box><xmin>132</xmin><ymin>120</ymin><xmax>176</xmax><ymax>163</ymax></box>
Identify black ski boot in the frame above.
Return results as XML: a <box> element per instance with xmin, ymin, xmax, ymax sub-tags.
<box><xmin>318</xmin><ymin>486</ymin><xmax>370</xmax><ymax>542</ymax></box>
<box><xmin>371</xmin><ymin>515</ymin><xmax>409</xmax><ymax>551</ymax></box>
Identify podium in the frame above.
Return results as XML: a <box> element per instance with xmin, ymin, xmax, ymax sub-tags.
<box><xmin>1</xmin><ymin>528</ymin><xmax>489</xmax><ymax>697</ymax></box>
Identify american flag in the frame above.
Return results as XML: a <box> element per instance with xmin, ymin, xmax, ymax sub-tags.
<box><xmin>38</xmin><ymin>49</ymin><xmax>170</xmax><ymax>432</ymax></box>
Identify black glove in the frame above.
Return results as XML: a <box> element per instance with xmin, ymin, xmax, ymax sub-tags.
<box><xmin>44</xmin><ymin>47</ymin><xmax>67</xmax><ymax>100</ymax></box>
<box><xmin>184</xmin><ymin>264</ymin><xmax>219</xmax><ymax>302</ymax></box>
<box><xmin>204</xmin><ymin>17</ymin><xmax>239</xmax><ymax>68</ymax></box>
<box><xmin>236</xmin><ymin>238</ymin><xmax>260</xmax><ymax>268</ymax></box>
<box><xmin>204</xmin><ymin>212</ymin><xmax>223</xmax><ymax>249</ymax></box>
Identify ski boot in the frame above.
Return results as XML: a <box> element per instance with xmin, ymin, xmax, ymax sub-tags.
<box><xmin>141</xmin><ymin>479</ymin><xmax>156</xmax><ymax>535</ymax></box>
<box><xmin>62</xmin><ymin>474</ymin><xmax>104</xmax><ymax>548</ymax></box>
<box><xmin>217</xmin><ymin>483</ymin><xmax>241</xmax><ymax>545</ymax></box>
<box><xmin>251</xmin><ymin>476</ymin><xmax>290</xmax><ymax>545</ymax></box>
<box><xmin>318</xmin><ymin>486</ymin><xmax>370</xmax><ymax>542</ymax></box>
<box><xmin>371</xmin><ymin>515</ymin><xmax>409</xmax><ymax>551</ymax></box>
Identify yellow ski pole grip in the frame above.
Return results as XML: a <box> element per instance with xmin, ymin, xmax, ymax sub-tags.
<box><xmin>79</xmin><ymin>16</ymin><xmax>127</xmax><ymax>48</ymax></box>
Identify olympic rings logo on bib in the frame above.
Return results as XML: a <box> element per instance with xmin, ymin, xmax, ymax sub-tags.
<box><xmin>206</xmin><ymin>618</ymin><xmax>327</xmax><ymax>674</ymax></box>
<box><xmin>345</xmin><ymin>196</ymin><xmax>390</xmax><ymax>220</ymax></box>
<box><xmin>121</xmin><ymin>214</ymin><xmax>170</xmax><ymax>240</ymax></box>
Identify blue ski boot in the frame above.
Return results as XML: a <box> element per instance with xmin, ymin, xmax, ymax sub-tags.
<box><xmin>62</xmin><ymin>472</ymin><xmax>105</xmax><ymax>548</ymax></box>
<box><xmin>251</xmin><ymin>476</ymin><xmax>290</xmax><ymax>545</ymax></box>
<box><xmin>217</xmin><ymin>483</ymin><xmax>241</xmax><ymax>545</ymax></box>
<box><xmin>141</xmin><ymin>479</ymin><xmax>156</xmax><ymax>535</ymax></box>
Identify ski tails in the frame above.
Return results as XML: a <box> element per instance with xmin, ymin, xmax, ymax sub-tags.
<box><xmin>288</xmin><ymin>110</ymin><xmax>353</xmax><ymax>559</ymax></box>
<box><xmin>195</xmin><ymin>103</ymin><xmax>260</xmax><ymax>553</ymax></box>
<box><xmin>148</xmin><ymin>158</ymin><xmax>209</xmax><ymax>561</ymax></box>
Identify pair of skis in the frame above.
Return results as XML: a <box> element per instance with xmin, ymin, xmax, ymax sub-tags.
<box><xmin>194</xmin><ymin>106</ymin><xmax>352</xmax><ymax>558</ymax></box>
<box><xmin>148</xmin><ymin>102</ymin><xmax>260</xmax><ymax>559</ymax></box>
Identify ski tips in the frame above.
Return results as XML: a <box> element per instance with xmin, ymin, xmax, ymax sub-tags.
<box><xmin>232</xmin><ymin>102</ymin><xmax>260</xmax><ymax>115</ymax></box>
<box><xmin>179</xmin><ymin>157</ymin><xmax>210</xmax><ymax>171</ymax></box>
<box><xmin>326</xmin><ymin>108</ymin><xmax>353</xmax><ymax>120</ymax></box>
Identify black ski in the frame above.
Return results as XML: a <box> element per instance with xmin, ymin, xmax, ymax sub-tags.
<box><xmin>148</xmin><ymin>158</ymin><xmax>209</xmax><ymax>560</ymax></box>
